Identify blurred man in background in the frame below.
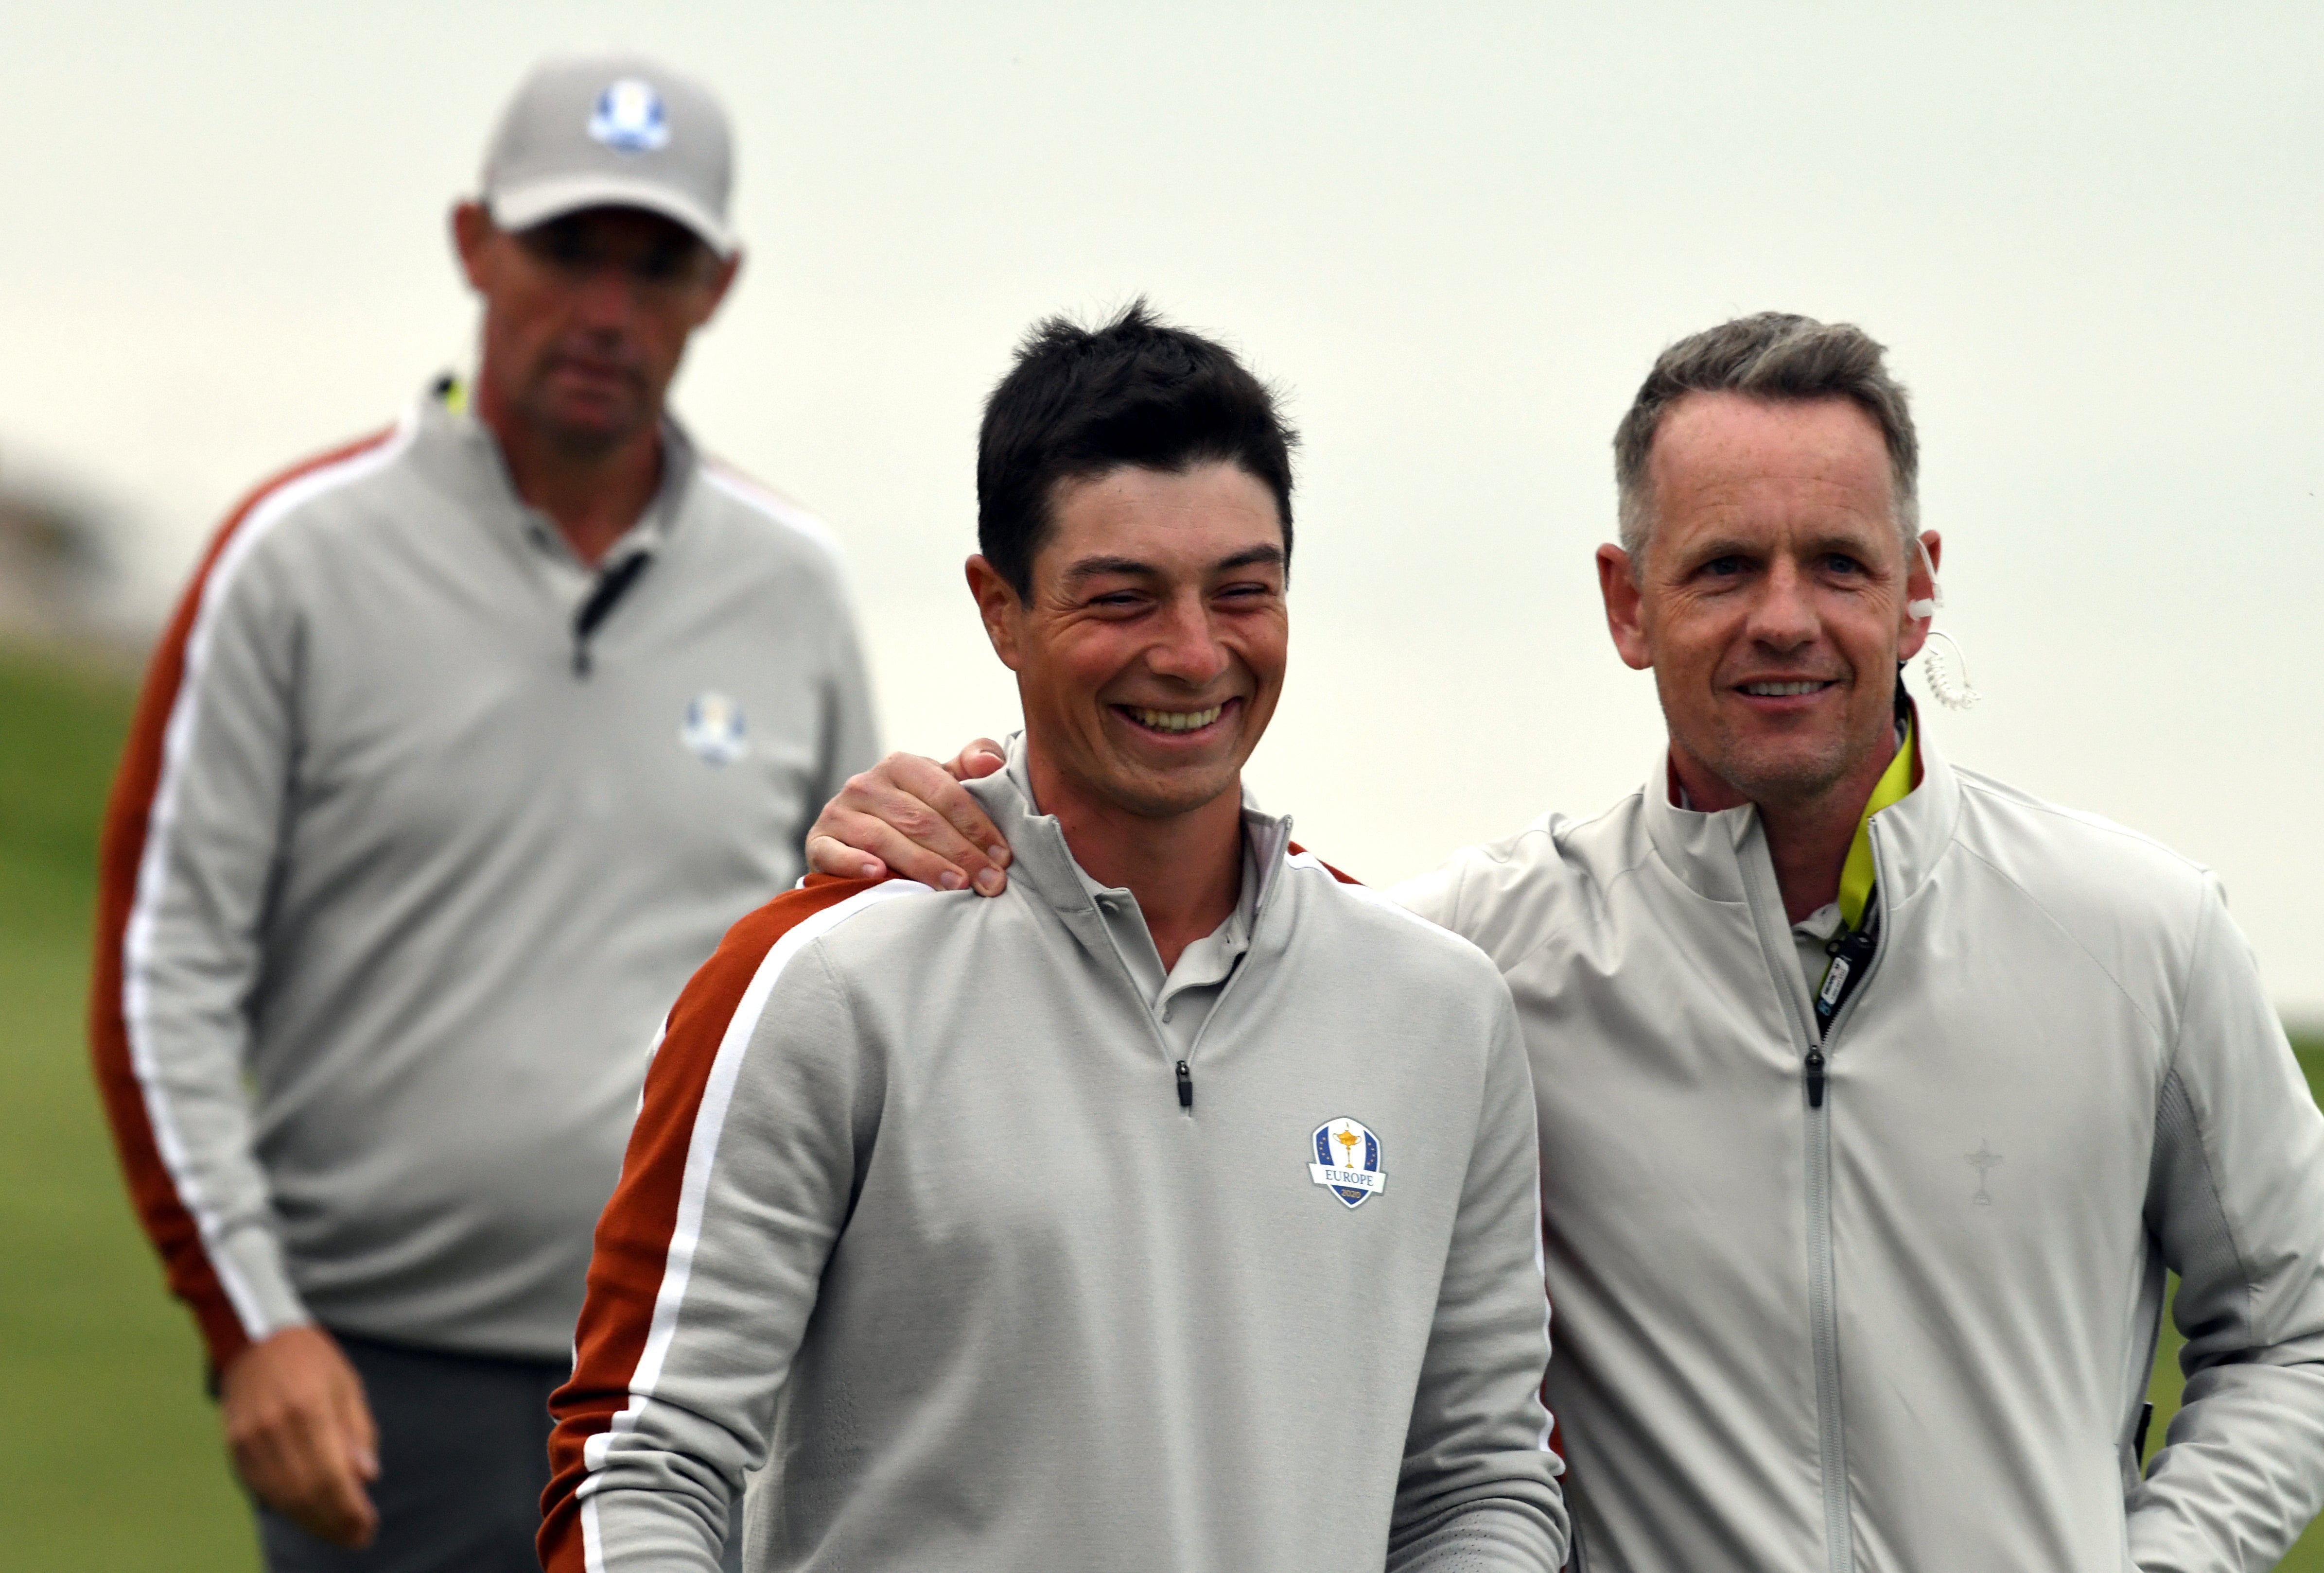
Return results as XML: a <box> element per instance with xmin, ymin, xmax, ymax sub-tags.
<box><xmin>811</xmin><ymin>313</ymin><xmax>2324</xmax><ymax>1571</ymax></box>
<box><xmin>89</xmin><ymin>53</ymin><xmax>876</xmax><ymax>1573</ymax></box>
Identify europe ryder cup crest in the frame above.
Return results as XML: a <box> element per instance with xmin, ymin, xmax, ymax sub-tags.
<box><xmin>589</xmin><ymin>79</ymin><xmax>671</xmax><ymax>153</ymax></box>
<box><xmin>1310</xmin><ymin>1118</ymin><xmax>1386</xmax><ymax>1209</ymax></box>
<box><xmin>680</xmin><ymin>691</ymin><xmax>749</xmax><ymax>766</ymax></box>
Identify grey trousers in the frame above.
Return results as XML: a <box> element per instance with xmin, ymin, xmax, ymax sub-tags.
<box><xmin>255</xmin><ymin>1331</ymin><xmax>743</xmax><ymax>1573</ymax></box>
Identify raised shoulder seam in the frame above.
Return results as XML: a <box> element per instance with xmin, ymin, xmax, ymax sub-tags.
<box><xmin>802</xmin><ymin>936</ymin><xmax>880</xmax><ymax>1224</ymax></box>
<box><xmin>699</xmin><ymin>464</ymin><xmax>846</xmax><ymax>569</ymax></box>
<box><xmin>1472</xmin><ymin>791</ymin><xmax>1636</xmax><ymax>869</ymax></box>
<box><xmin>1947</xmin><ymin>837</ymin><xmax>2167</xmax><ymax>1049</ymax></box>
<box><xmin>1494</xmin><ymin>838</ymin><xmax>1660</xmax><ymax>983</ymax></box>
<box><xmin>1954</xmin><ymin>774</ymin><xmax>2213</xmax><ymax>880</ymax></box>
<box><xmin>2156</xmin><ymin>1067</ymin><xmax>2262</xmax><ymax>1343</ymax></box>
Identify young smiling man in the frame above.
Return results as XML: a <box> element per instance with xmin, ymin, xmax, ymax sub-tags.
<box><xmin>809</xmin><ymin>313</ymin><xmax>2324</xmax><ymax>1571</ymax></box>
<box><xmin>539</xmin><ymin>304</ymin><xmax>1567</xmax><ymax>1572</ymax></box>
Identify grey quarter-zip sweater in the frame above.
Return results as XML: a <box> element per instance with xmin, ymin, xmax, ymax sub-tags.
<box><xmin>91</xmin><ymin>387</ymin><xmax>880</xmax><ymax>1369</ymax></box>
<box><xmin>1397</xmin><ymin>717</ymin><xmax>2324</xmax><ymax>1573</ymax></box>
<box><xmin>542</xmin><ymin>754</ymin><xmax>1567</xmax><ymax>1573</ymax></box>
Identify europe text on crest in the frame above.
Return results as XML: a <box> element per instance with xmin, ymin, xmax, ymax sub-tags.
<box><xmin>1310</xmin><ymin>1118</ymin><xmax>1386</xmax><ymax>1209</ymax></box>
<box><xmin>680</xmin><ymin>691</ymin><xmax>749</xmax><ymax>766</ymax></box>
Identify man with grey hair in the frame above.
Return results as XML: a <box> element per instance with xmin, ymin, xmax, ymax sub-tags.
<box><xmin>91</xmin><ymin>53</ymin><xmax>875</xmax><ymax>1571</ymax></box>
<box><xmin>808</xmin><ymin>311</ymin><xmax>2324</xmax><ymax>1570</ymax></box>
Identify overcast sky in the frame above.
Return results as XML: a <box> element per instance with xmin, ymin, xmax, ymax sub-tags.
<box><xmin>5</xmin><ymin>2</ymin><xmax>2320</xmax><ymax>1013</ymax></box>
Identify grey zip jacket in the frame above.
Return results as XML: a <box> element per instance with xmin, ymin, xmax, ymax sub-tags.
<box><xmin>542</xmin><ymin>761</ymin><xmax>1568</xmax><ymax>1573</ymax></box>
<box><xmin>91</xmin><ymin>390</ymin><xmax>879</xmax><ymax>1369</ymax></box>
<box><xmin>1396</xmin><ymin>720</ymin><xmax>2324</xmax><ymax>1572</ymax></box>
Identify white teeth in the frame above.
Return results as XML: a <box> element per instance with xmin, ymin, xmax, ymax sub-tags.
<box><xmin>1130</xmin><ymin>704</ymin><xmax>1224</xmax><ymax>732</ymax></box>
<box><xmin>1742</xmin><ymin>680</ymin><xmax>1827</xmax><ymax>697</ymax></box>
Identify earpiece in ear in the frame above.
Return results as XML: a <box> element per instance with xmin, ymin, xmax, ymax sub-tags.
<box><xmin>1909</xmin><ymin>535</ymin><xmax>1943</xmax><ymax>622</ymax></box>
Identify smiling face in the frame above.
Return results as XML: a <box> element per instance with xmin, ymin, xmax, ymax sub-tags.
<box><xmin>1597</xmin><ymin>391</ymin><xmax>1937</xmax><ymax>813</ymax></box>
<box><xmin>453</xmin><ymin>203</ymin><xmax>737</xmax><ymax>455</ymax></box>
<box><xmin>970</xmin><ymin>461</ymin><xmax>1289</xmax><ymax>823</ymax></box>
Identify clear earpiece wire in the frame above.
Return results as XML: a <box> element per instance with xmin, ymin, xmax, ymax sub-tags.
<box><xmin>1908</xmin><ymin>534</ymin><xmax>1980</xmax><ymax>709</ymax></box>
<box><xmin>1921</xmin><ymin>630</ymin><xmax>1982</xmax><ymax>710</ymax></box>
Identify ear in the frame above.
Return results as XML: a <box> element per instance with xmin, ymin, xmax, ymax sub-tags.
<box><xmin>692</xmin><ymin>248</ymin><xmax>743</xmax><ymax>328</ymax></box>
<box><xmin>1596</xmin><ymin>545</ymin><xmax>1654</xmax><ymax>672</ymax></box>
<box><xmin>1897</xmin><ymin>529</ymin><xmax>1942</xmax><ymax>661</ymax></box>
<box><xmin>965</xmin><ymin>555</ymin><xmax>1026</xmax><ymax>672</ymax></box>
<box><xmin>451</xmin><ymin>202</ymin><xmax>496</xmax><ymax>293</ymax></box>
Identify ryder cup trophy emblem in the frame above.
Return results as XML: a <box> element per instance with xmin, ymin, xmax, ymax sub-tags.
<box><xmin>1310</xmin><ymin>1118</ymin><xmax>1387</xmax><ymax>1210</ymax></box>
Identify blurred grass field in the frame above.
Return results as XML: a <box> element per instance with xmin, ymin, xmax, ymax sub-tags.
<box><xmin>3</xmin><ymin>638</ymin><xmax>2320</xmax><ymax>1570</ymax></box>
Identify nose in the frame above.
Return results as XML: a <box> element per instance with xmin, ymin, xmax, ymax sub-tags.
<box><xmin>1144</xmin><ymin>589</ymin><xmax>1232</xmax><ymax>688</ymax></box>
<box><xmin>571</xmin><ymin>261</ymin><xmax>641</xmax><ymax>334</ymax></box>
<box><xmin>1747</xmin><ymin>555</ymin><xmax>1819</xmax><ymax>652</ymax></box>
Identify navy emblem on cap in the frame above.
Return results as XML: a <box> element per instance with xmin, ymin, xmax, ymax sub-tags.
<box><xmin>1310</xmin><ymin>1118</ymin><xmax>1387</xmax><ymax>1209</ymax></box>
<box><xmin>589</xmin><ymin>79</ymin><xmax>670</xmax><ymax>153</ymax></box>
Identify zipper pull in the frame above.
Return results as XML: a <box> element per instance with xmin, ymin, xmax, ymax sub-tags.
<box><xmin>1805</xmin><ymin>1047</ymin><xmax>1827</xmax><ymax>1109</ymax></box>
<box><xmin>1175</xmin><ymin>1060</ymin><xmax>1193</xmax><ymax>1110</ymax></box>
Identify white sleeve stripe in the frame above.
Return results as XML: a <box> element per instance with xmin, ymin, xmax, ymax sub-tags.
<box><xmin>117</xmin><ymin>420</ymin><xmax>416</xmax><ymax>1341</ymax></box>
<box><xmin>580</xmin><ymin>1494</ymin><xmax>607</xmax><ymax>1573</ymax></box>
<box><xmin>697</xmin><ymin>466</ymin><xmax>845</xmax><ymax>562</ymax></box>
<box><xmin>581</xmin><ymin>878</ymin><xmax>931</xmax><ymax>1566</ymax></box>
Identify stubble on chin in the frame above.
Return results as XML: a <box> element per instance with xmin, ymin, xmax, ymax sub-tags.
<box><xmin>1706</xmin><ymin>740</ymin><xmax>1855</xmax><ymax>812</ymax></box>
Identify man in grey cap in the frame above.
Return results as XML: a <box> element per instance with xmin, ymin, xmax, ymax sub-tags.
<box><xmin>89</xmin><ymin>53</ymin><xmax>876</xmax><ymax>1572</ymax></box>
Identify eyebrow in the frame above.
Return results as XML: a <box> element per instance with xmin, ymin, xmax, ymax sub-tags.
<box><xmin>1060</xmin><ymin>544</ymin><xmax>1287</xmax><ymax>583</ymax></box>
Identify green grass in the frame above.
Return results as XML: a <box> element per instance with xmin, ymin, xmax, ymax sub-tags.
<box><xmin>0</xmin><ymin>643</ymin><xmax>257</xmax><ymax>1569</ymax></box>
<box><xmin>0</xmin><ymin>640</ymin><xmax>2316</xmax><ymax>1567</ymax></box>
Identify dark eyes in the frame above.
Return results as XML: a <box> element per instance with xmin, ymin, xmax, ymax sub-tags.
<box><xmin>1697</xmin><ymin>553</ymin><xmax>1865</xmax><ymax>579</ymax></box>
<box><xmin>1084</xmin><ymin>583</ymin><xmax>1275</xmax><ymax>611</ymax></box>
<box><xmin>525</xmin><ymin>225</ymin><xmax>704</xmax><ymax>286</ymax></box>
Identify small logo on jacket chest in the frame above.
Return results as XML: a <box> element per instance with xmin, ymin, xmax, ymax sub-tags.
<box><xmin>680</xmin><ymin>691</ymin><xmax>749</xmax><ymax>765</ymax></box>
<box><xmin>1966</xmin><ymin>1139</ymin><xmax>2004</xmax><ymax>1205</ymax></box>
<box><xmin>1310</xmin><ymin>1118</ymin><xmax>1386</xmax><ymax>1209</ymax></box>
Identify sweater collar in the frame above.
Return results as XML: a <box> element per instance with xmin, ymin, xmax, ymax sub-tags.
<box><xmin>403</xmin><ymin>377</ymin><xmax>700</xmax><ymax>548</ymax></box>
<box><xmin>965</xmin><ymin>735</ymin><xmax>1293</xmax><ymax>932</ymax></box>
<box><xmin>1641</xmin><ymin>700</ymin><xmax>1964</xmax><ymax>911</ymax></box>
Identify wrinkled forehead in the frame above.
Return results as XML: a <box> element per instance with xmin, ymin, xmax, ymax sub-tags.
<box><xmin>1648</xmin><ymin>395</ymin><xmax>1900</xmax><ymax>544</ymax></box>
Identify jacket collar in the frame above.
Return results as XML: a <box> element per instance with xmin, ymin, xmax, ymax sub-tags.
<box><xmin>963</xmin><ymin>736</ymin><xmax>1295</xmax><ymax>953</ymax></box>
<box><xmin>1640</xmin><ymin>701</ymin><xmax>1965</xmax><ymax>910</ymax></box>
<box><xmin>402</xmin><ymin>380</ymin><xmax>700</xmax><ymax>550</ymax></box>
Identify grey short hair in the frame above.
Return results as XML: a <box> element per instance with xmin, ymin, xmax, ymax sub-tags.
<box><xmin>1612</xmin><ymin>312</ymin><xmax>1919</xmax><ymax>567</ymax></box>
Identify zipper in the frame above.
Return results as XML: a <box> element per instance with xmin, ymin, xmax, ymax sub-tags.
<box><xmin>1739</xmin><ymin>819</ymin><xmax>1895</xmax><ymax>1573</ymax></box>
<box><xmin>1159</xmin><ymin>837</ymin><xmax>1289</xmax><ymax>1114</ymax></box>
<box><xmin>570</xmin><ymin>552</ymin><xmax>654</xmax><ymax>677</ymax></box>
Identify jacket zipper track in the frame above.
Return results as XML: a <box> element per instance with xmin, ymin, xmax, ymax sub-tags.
<box><xmin>1741</xmin><ymin>822</ymin><xmax>1895</xmax><ymax>1573</ymax></box>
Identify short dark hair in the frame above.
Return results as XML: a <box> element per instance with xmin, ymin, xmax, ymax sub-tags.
<box><xmin>977</xmin><ymin>299</ymin><xmax>1298</xmax><ymax>595</ymax></box>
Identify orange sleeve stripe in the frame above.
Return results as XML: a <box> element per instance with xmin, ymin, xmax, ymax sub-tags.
<box><xmin>1287</xmin><ymin>839</ymin><xmax>1363</xmax><ymax>885</ymax></box>
<box><xmin>85</xmin><ymin>428</ymin><xmax>397</xmax><ymax>1372</ymax></box>
<box><xmin>539</xmin><ymin>877</ymin><xmax>885</xmax><ymax>1570</ymax></box>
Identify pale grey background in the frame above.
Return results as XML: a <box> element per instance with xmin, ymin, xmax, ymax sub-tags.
<box><xmin>4</xmin><ymin>1</ymin><xmax>2318</xmax><ymax>1011</ymax></box>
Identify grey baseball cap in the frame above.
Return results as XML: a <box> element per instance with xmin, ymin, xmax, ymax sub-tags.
<box><xmin>479</xmin><ymin>53</ymin><xmax>737</xmax><ymax>257</ymax></box>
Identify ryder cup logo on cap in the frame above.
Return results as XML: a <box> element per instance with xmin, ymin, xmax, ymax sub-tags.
<box><xmin>1310</xmin><ymin>1118</ymin><xmax>1387</xmax><ymax>1209</ymax></box>
<box><xmin>588</xmin><ymin>79</ymin><xmax>669</xmax><ymax>153</ymax></box>
<box><xmin>680</xmin><ymin>691</ymin><xmax>749</xmax><ymax>766</ymax></box>
<box><xmin>479</xmin><ymin>52</ymin><xmax>738</xmax><ymax>257</ymax></box>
